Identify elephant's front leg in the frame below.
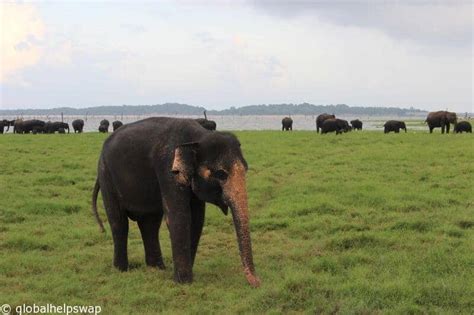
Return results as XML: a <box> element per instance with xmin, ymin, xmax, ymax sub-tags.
<box><xmin>164</xmin><ymin>192</ymin><xmax>194</xmax><ymax>283</ymax></box>
<box><xmin>190</xmin><ymin>196</ymin><xmax>205</xmax><ymax>266</ymax></box>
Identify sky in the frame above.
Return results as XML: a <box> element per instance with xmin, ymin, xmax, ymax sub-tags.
<box><xmin>0</xmin><ymin>0</ymin><xmax>472</xmax><ymax>112</ymax></box>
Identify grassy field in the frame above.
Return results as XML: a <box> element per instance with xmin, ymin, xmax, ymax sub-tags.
<box><xmin>0</xmin><ymin>130</ymin><xmax>473</xmax><ymax>314</ymax></box>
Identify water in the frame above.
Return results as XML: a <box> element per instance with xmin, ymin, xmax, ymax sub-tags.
<box><xmin>1</xmin><ymin>114</ymin><xmax>427</xmax><ymax>132</ymax></box>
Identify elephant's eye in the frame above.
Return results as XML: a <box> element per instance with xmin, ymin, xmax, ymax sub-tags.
<box><xmin>212</xmin><ymin>169</ymin><xmax>228</xmax><ymax>181</ymax></box>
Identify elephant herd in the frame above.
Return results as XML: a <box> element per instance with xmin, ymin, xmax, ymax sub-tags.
<box><xmin>282</xmin><ymin>114</ymin><xmax>361</xmax><ymax>134</ymax></box>
<box><xmin>281</xmin><ymin>110</ymin><xmax>472</xmax><ymax>134</ymax></box>
<box><xmin>0</xmin><ymin>118</ymin><xmax>125</xmax><ymax>134</ymax></box>
<box><xmin>0</xmin><ymin>117</ymin><xmax>219</xmax><ymax>134</ymax></box>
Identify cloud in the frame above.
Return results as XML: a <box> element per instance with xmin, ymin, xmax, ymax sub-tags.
<box><xmin>0</xmin><ymin>3</ymin><xmax>45</xmax><ymax>82</ymax></box>
<box><xmin>249</xmin><ymin>1</ymin><xmax>473</xmax><ymax>47</ymax></box>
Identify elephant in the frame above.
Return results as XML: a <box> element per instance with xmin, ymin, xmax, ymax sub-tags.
<box><xmin>112</xmin><ymin>120</ymin><xmax>123</xmax><ymax>131</ymax></box>
<box><xmin>384</xmin><ymin>120</ymin><xmax>407</xmax><ymax>133</ymax></box>
<box><xmin>0</xmin><ymin>119</ymin><xmax>13</xmax><ymax>134</ymax></box>
<box><xmin>45</xmin><ymin>122</ymin><xmax>70</xmax><ymax>134</ymax></box>
<box><xmin>195</xmin><ymin>110</ymin><xmax>217</xmax><ymax>131</ymax></box>
<box><xmin>320</xmin><ymin>118</ymin><xmax>351</xmax><ymax>134</ymax></box>
<box><xmin>454</xmin><ymin>121</ymin><xmax>472</xmax><ymax>133</ymax></box>
<box><xmin>91</xmin><ymin>117</ymin><xmax>260</xmax><ymax>287</ymax></box>
<box><xmin>99</xmin><ymin>119</ymin><xmax>110</xmax><ymax>133</ymax></box>
<box><xmin>14</xmin><ymin>119</ymin><xmax>46</xmax><ymax>134</ymax></box>
<box><xmin>316</xmin><ymin>113</ymin><xmax>336</xmax><ymax>133</ymax></box>
<box><xmin>98</xmin><ymin>124</ymin><xmax>108</xmax><ymax>133</ymax></box>
<box><xmin>195</xmin><ymin>118</ymin><xmax>217</xmax><ymax>131</ymax></box>
<box><xmin>58</xmin><ymin>128</ymin><xmax>66</xmax><ymax>134</ymax></box>
<box><xmin>425</xmin><ymin>111</ymin><xmax>457</xmax><ymax>134</ymax></box>
<box><xmin>281</xmin><ymin>117</ymin><xmax>293</xmax><ymax>131</ymax></box>
<box><xmin>72</xmin><ymin>119</ymin><xmax>85</xmax><ymax>133</ymax></box>
<box><xmin>100</xmin><ymin>119</ymin><xmax>110</xmax><ymax>128</ymax></box>
<box><xmin>350</xmin><ymin>119</ymin><xmax>363</xmax><ymax>130</ymax></box>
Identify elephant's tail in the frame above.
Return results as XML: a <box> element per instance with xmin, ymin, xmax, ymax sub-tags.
<box><xmin>92</xmin><ymin>178</ymin><xmax>106</xmax><ymax>233</ymax></box>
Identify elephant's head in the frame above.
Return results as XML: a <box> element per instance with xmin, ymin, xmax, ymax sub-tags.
<box><xmin>401</xmin><ymin>122</ymin><xmax>407</xmax><ymax>132</ymax></box>
<box><xmin>171</xmin><ymin>132</ymin><xmax>261</xmax><ymax>288</ymax></box>
<box><xmin>446</xmin><ymin>112</ymin><xmax>457</xmax><ymax>124</ymax></box>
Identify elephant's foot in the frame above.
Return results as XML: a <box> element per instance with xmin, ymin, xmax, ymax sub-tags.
<box><xmin>114</xmin><ymin>257</ymin><xmax>129</xmax><ymax>271</ymax></box>
<box><xmin>173</xmin><ymin>270</ymin><xmax>193</xmax><ymax>284</ymax></box>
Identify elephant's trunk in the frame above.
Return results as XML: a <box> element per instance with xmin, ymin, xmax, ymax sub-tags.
<box><xmin>223</xmin><ymin>162</ymin><xmax>260</xmax><ymax>288</ymax></box>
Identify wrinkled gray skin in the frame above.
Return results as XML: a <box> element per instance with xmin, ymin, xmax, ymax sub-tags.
<box><xmin>384</xmin><ymin>120</ymin><xmax>406</xmax><ymax>133</ymax></box>
<box><xmin>281</xmin><ymin>117</ymin><xmax>293</xmax><ymax>131</ymax></box>
<box><xmin>454</xmin><ymin>121</ymin><xmax>472</xmax><ymax>133</ymax></box>
<box><xmin>425</xmin><ymin>111</ymin><xmax>457</xmax><ymax>134</ymax></box>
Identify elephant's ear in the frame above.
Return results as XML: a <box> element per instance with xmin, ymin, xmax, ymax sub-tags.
<box><xmin>171</xmin><ymin>142</ymin><xmax>199</xmax><ymax>185</ymax></box>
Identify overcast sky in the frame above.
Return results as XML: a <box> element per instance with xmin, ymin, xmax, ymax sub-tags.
<box><xmin>1</xmin><ymin>1</ymin><xmax>472</xmax><ymax>112</ymax></box>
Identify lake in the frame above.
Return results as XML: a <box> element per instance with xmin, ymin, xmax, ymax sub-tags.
<box><xmin>1</xmin><ymin>114</ymin><xmax>428</xmax><ymax>132</ymax></box>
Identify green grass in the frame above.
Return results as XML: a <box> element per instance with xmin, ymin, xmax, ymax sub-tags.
<box><xmin>1</xmin><ymin>131</ymin><xmax>473</xmax><ymax>314</ymax></box>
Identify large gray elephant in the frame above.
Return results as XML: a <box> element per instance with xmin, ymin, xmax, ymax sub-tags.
<box><xmin>316</xmin><ymin>113</ymin><xmax>335</xmax><ymax>133</ymax></box>
<box><xmin>425</xmin><ymin>111</ymin><xmax>457</xmax><ymax>134</ymax></box>
<box><xmin>92</xmin><ymin>117</ymin><xmax>260</xmax><ymax>287</ymax></box>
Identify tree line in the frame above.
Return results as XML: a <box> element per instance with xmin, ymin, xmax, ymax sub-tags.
<box><xmin>0</xmin><ymin>103</ymin><xmax>428</xmax><ymax>116</ymax></box>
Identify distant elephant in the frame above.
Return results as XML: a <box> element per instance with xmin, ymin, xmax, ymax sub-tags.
<box><xmin>72</xmin><ymin>119</ymin><xmax>85</xmax><ymax>133</ymax></box>
<box><xmin>98</xmin><ymin>125</ymin><xmax>108</xmax><ymax>133</ymax></box>
<box><xmin>92</xmin><ymin>118</ymin><xmax>260</xmax><ymax>287</ymax></box>
<box><xmin>195</xmin><ymin>118</ymin><xmax>217</xmax><ymax>131</ymax></box>
<box><xmin>281</xmin><ymin>117</ymin><xmax>293</xmax><ymax>131</ymax></box>
<box><xmin>100</xmin><ymin>119</ymin><xmax>110</xmax><ymax>128</ymax></box>
<box><xmin>350</xmin><ymin>119</ymin><xmax>363</xmax><ymax>130</ymax></box>
<box><xmin>14</xmin><ymin>119</ymin><xmax>46</xmax><ymax>134</ymax></box>
<box><xmin>112</xmin><ymin>121</ymin><xmax>123</xmax><ymax>131</ymax></box>
<box><xmin>454</xmin><ymin>121</ymin><xmax>472</xmax><ymax>133</ymax></box>
<box><xmin>321</xmin><ymin>118</ymin><xmax>351</xmax><ymax>134</ymax></box>
<box><xmin>45</xmin><ymin>122</ymin><xmax>70</xmax><ymax>134</ymax></box>
<box><xmin>58</xmin><ymin>128</ymin><xmax>66</xmax><ymax>134</ymax></box>
<box><xmin>0</xmin><ymin>119</ymin><xmax>12</xmax><ymax>134</ymax></box>
<box><xmin>316</xmin><ymin>113</ymin><xmax>336</xmax><ymax>133</ymax></box>
<box><xmin>384</xmin><ymin>120</ymin><xmax>407</xmax><ymax>133</ymax></box>
<box><xmin>425</xmin><ymin>111</ymin><xmax>457</xmax><ymax>134</ymax></box>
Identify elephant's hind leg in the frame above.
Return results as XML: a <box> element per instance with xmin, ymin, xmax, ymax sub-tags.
<box><xmin>138</xmin><ymin>214</ymin><xmax>165</xmax><ymax>269</ymax></box>
<box><xmin>100</xmin><ymin>173</ymin><xmax>129</xmax><ymax>271</ymax></box>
